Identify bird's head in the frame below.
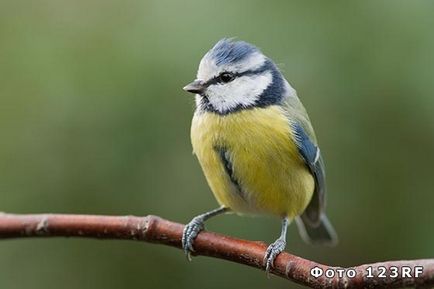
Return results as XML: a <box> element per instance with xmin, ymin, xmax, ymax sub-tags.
<box><xmin>184</xmin><ymin>38</ymin><xmax>293</xmax><ymax>115</ymax></box>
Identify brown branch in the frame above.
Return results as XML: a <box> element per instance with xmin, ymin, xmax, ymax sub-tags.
<box><xmin>0</xmin><ymin>213</ymin><xmax>432</xmax><ymax>289</ymax></box>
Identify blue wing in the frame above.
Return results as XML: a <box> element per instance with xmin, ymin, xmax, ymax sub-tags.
<box><xmin>292</xmin><ymin>122</ymin><xmax>326</xmax><ymax>226</ymax></box>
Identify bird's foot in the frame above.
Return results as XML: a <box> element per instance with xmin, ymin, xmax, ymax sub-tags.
<box><xmin>182</xmin><ymin>216</ymin><xmax>205</xmax><ymax>261</ymax></box>
<box><xmin>264</xmin><ymin>237</ymin><xmax>286</xmax><ymax>275</ymax></box>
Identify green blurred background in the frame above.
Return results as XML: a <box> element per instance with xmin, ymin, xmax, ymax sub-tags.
<box><xmin>1</xmin><ymin>0</ymin><xmax>433</xmax><ymax>288</ymax></box>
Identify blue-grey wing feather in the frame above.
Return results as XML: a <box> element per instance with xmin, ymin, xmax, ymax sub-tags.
<box><xmin>292</xmin><ymin>122</ymin><xmax>326</xmax><ymax>226</ymax></box>
<box><xmin>279</xmin><ymin>82</ymin><xmax>326</xmax><ymax>226</ymax></box>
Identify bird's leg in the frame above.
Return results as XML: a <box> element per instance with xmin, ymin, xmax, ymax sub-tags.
<box><xmin>264</xmin><ymin>217</ymin><xmax>289</xmax><ymax>274</ymax></box>
<box><xmin>182</xmin><ymin>206</ymin><xmax>229</xmax><ymax>260</ymax></box>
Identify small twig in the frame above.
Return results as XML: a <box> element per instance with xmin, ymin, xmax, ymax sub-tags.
<box><xmin>0</xmin><ymin>213</ymin><xmax>432</xmax><ymax>289</ymax></box>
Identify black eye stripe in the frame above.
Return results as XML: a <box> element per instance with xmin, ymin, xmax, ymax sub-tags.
<box><xmin>219</xmin><ymin>72</ymin><xmax>235</xmax><ymax>83</ymax></box>
<box><xmin>204</xmin><ymin>70</ymin><xmax>257</xmax><ymax>86</ymax></box>
<box><xmin>202</xmin><ymin>60</ymin><xmax>272</xmax><ymax>88</ymax></box>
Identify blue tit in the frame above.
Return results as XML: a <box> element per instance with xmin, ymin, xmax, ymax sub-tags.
<box><xmin>182</xmin><ymin>38</ymin><xmax>337</xmax><ymax>272</ymax></box>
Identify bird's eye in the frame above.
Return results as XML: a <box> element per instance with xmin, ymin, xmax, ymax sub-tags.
<box><xmin>219</xmin><ymin>72</ymin><xmax>235</xmax><ymax>83</ymax></box>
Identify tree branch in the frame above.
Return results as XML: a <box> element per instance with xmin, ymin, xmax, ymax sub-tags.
<box><xmin>0</xmin><ymin>213</ymin><xmax>432</xmax><ymax>289</ymax></box>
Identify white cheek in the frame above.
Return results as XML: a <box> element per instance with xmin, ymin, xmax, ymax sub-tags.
<box><xmin>206</xmin><ymin>72</ymin><xmax>272</xmax><ymax>113</ymax></box>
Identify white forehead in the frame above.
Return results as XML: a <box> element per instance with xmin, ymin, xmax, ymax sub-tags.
<box><xmin>197</xmin><ymin>52</ymin><xmax>266</xmax><ymax>81</ymax></box>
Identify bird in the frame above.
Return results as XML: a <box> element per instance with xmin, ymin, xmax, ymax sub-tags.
<box><xmin>182</xmin><ymin>38</ymin><xmax>337</xmax><ymax>273</ymax></box>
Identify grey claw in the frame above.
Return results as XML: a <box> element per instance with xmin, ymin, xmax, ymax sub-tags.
<box><xmin>182</xmin><ymin>217</ymin><xmax>204</xmax><ymax>260</ymax></box>
<box><xmin>264</xmin><ymin>238</ymin><xmax>286</xmax><ymax>275</ymax></box>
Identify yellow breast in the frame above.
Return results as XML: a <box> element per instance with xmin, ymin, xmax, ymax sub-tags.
<box><xmin>191</xmin><ymin>105</ymin><xmax>314</xmax><ymax>218</ymax></box>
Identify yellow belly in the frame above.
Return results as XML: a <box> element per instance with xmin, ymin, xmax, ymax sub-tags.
<box><xmin>191</xmin><ymin>105</ymin><xmax>314</xmax><ymax>218</ymax></box>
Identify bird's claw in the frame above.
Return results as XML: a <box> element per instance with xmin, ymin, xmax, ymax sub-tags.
<box><xmin>182</xmin><ymin>217</ymin><xmax>205</xmax><ymax>261</ymax></box>
<box><xmin>264</xmin><ymin>238</ymin><xmax>286</xmax><ymax>275</ymax></box>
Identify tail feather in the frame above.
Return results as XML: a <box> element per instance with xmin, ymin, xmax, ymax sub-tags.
<box><xmin>295</xmin><ymin>214</ymin><xmax>338</xmax><ymax>246</ymax></box>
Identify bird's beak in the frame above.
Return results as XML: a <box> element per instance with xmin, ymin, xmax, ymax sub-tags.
<box><xmin>183</xmin><ymin>80</ymin><xmax>205</xmax><ymax>94</ymax></box>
